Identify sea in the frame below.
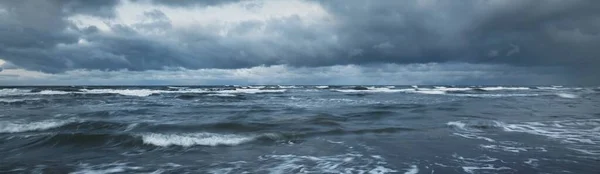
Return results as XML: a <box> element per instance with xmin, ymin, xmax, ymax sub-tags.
<box><xmin>0</xmin><ymin>85</ymin><xmax>598</xmax><ymax>174</ymax></box>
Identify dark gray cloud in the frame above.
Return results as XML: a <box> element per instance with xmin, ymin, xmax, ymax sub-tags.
<box><xmin>0</xmin><ymin>0</ymin><xmax>598</xmax><ymax>84</ymax></box>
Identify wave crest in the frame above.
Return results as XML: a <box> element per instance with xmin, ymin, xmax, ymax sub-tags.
<box><xmin>140</xmin><ymin>132</ymin><xmax>256</xmax><ymax>147</ymax></box>
<box><xmin>0</xmin><ymin>120</ymin><xmax>73</xmax><ymax>133</ymax></box>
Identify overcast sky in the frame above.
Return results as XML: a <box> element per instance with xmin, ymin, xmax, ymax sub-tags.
<box><xmin>0</xmin><ymin>0</ymin><xmax>598</xmax><ymax>85</ymax></box>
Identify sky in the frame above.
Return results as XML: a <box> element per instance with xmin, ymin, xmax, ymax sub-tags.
<box><xmin>0</xmin><ymin>0</ymin><xmax>598</xmax><ymax>85</ymax></box>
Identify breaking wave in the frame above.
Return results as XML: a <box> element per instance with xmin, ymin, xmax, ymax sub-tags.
<box><xmin>555</xmin><ymin>93</ymin><xmax>578</xmax><ymax>99</ymax></box>
<box><xmin>140</xmin><ymin>132</ymin><xmax>256</xmax><ymax>147</ymax></box>
<box><xmin>478</xmin><ymin>87</ymin><xmax>531</xmax><ymax>91</ymax></box>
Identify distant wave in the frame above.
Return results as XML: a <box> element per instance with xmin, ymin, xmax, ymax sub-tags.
<box><xmin>0</xmin><ymin>88</ymin><xmax>287</xmax><ymax>97</ymax></box>
<box><xmin>555</xmin><ymin>93</ymin><xmax>578</xmax><ymax>99</ymax></box>
<box><xmin>0</xmin><ymin>89</ymin><xmax>31</xmax><ymax>97</ymax></box>
<box><xmin>0</xmin><ymin>98</ymin><xmax>46</xmax><ymax>104</ymax></box>
<box><xmin>206</xmin><ymin>93</ymin><xmax>237</xmax><ymax>97</ymax></box>
<box><xmin>478</xmin><ymin>87</ymin><xmax>530</xmax><ymax>91</ymax></box>
<box><xmin>0</xmin><ymin>120</ymin><xmax>74</xmax><ymax>133</ymax></box>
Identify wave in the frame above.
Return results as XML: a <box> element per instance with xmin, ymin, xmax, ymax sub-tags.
<box><xmin>449</xmin><ymin>94</ymin><xmax>540</xmax><ymax>98</ymax></box>
<box><xmin>2</xmin><ymin>88</ymin><xmax>286</xmax><ymax>97</ymax></box>
<box><xmin>277</xmin><ymin>85</ymin><xmax>298</xmax><ymax>89</ymax></box>
<box><xmin>0</xmin><ymin>120</ymin><xmax>74</xmax><ymax>133</ymax></box>
<box><xmin>0</xmin><ymin>89</ymin><xmax>31</xmax><ymax>96</ymax></box>
<box><xmin>0</xmin><ymin>98</ymin><xmax>46</xmax><ymax>104</ymax></box>
<box><xmin>140</xmin><ymin>132</ymin><xmax>273</xmax><ymax>147</ymax></box>
<box><xmin>206</xmin><ymin>93</ymin><xmax>237</xmax><ymax>97</ymax></box>
<box><xmin>478</xmin><ymin>87</ymin><xmax>530</xmax><ymax>91</ymax></box>
<box><xmin>214</xmin><ymin>88</ymin><xmax>286</xmax><ymax>94</ymax></box>
<box><xmin>555</xmin><ymin>93</ymin><xmax>578</xmax><ymax>99</ymax></box>
<box><xmin>81</xmin><ymin>89</ymin><xmax>160</xmax><ymax>97</ymax></box>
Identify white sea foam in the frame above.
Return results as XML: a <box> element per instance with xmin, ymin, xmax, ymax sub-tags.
<box><xmin>140</xmin><ymin>133</ymin><xmax>255</xmax><ymax>147</ymax></box>
<box><xmin>433</xmin><ymin>86</ymin><xmax>473</xmax><ymax>91</ymax></box>
<box><xmin>0</xmin><ymin>98</ymin><xmax>43</xmax><ymax>103</ymax></box>
<box><xmin>538</xmin><ymin>86</ymin><xmax>562</xmax><ymax>90</ymax></box>
<box><xmin>479</xmin><ymin>144</ymin><xmax>528</xmax><ymax>153</ymax></box>
<box><xmin>38</xmin><ymin>90</ymin><xmax>70</xmax><ymax>95</ymax></box>
<box><xmin>480</xmin><ymin>87</ymin><xmax>530</xmax><ymax>91</ymax></box>
<box><xmin>402</xmin><ymin>165</ymin><xmax>418</xmax><ymax>174</ymax></box>
<box><xmin>216</xmin><ymin>88</ymin><xmax>285</xmax><ymax>94</ymax></box>
<box><xmin>462</xmin><ymin>165</ymin><xmax>512</xmax><ymax>174</ymax></box>
<box><xmin>71</xmin><ymin>163</ymin><xmax>143</xmax><ymax>174</ymax></box>
<box><xmin>334</xmin><ymin>88</ymin><xmax>446</xmax><ymax>95</ymax></box>
<box><xmin>447</xmin><ymin>121</ymin><xmax>467</xmax><ymax>130</ymax></box>
<box><xmin>556</xmin><ymin>93</ymin><xmax>578</xmax><ymax>99</ymax></box>
<box><xmin>261</xmin><ymin>153</ymin><xmax>396</xmax><ymax>174</ymax></box>
<box><xmin>0</xmin><ymin>89</ymin><xmax>31</xmax><ymax>96</ymax></box>
<box><xmin>0</xmin><ymin>120</ymin><xmax>72</xmax><ymax>133</ymax></box>
<box><xmin>316</xmin><ymin>86</ymin><xmax>329</xmax><ymax>89</ymax></box>
<box><xmin>334</xmin><ymin>88</ymin><xmax>403</xmax><ymax>93</ymax></box>
<box><xmin>500</xmin><ymin>119</ymin><xmax>600</xmax><ymax>145</ymax></box>
<box><xmin>207</xmin><ymin>93</ymin><xmax>237</xmax><ymax>97</ymax></box>
<box><xmin>447</xmin><ymin>121</ymin><xmax>504</xmax><ymax>142</ymax></box>
<box><xmin>246</xmin><ymin>86</ymin><xmax>266</xmax><ymax>89</ymax></box>
<box><xmin>412</xmin><ymin>89</ymin><xmax>446</xmax><ymax>95</ymax></box>
<box><xmin>81</xmin><ymin>89</ymin><xmax>160</xmax><ymax>97</ymax></box>
<box><xmin>450</xmin><ymin>93</ymin><xmax>539</xmax><ymax>98</ymax></box>
<box><xmin>277</xmin><ymin>85</ymin><xmax>298</xmax><ymax>89</ymax></box>
<box><xmin>4</xmin><ymin>88</ymin><xmax>285</xmax><ymax>97</ymax></box>
<box><xmin>452</xmin><ymin>154</ymin><xmax>511</xmax><ymax>174</ymax></box>
<box><xmin>524</xmin><ymin>158</ymin><xmax>539</xmax><ymax>167</ymax></box>
<box><xmin>453</xmin><ymin>133</ymin><xmax>496</xmax><ymax>142</ymax></box>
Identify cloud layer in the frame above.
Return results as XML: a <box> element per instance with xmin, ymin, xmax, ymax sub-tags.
<box><xmin>0</xmin><ymin>0</ymin><xmax>598</xmax><ymax>85</ymax></box>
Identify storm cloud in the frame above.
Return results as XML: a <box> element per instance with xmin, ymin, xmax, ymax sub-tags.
<box><xmin>0</xmin><ymin>0</ymin><xmax>598</xmax><ymax>85</ymax></box>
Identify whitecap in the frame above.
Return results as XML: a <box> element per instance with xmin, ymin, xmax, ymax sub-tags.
<box><xmin>140</xmin><ymin>132</ymin><xmax>255</xmax><ymax>147</ymax></box>
<box><xmin>0</xmin><ymin>120</ymin><xmax>72</xmax><ymax>133</ymax></box>
<box><xmin>334</xmin><ymin>88</ymin><xmax>400</xmax><ymax>93</ymax></box>
<box><xmin>433</xmin><ymin>86</ymin><xmax>473</xmax><ymax>91</ymax></box>
<box><xmin>446</xmin><ymin>121</ymin><xmax>467</xmax><ymax>130</ymax></box>
<box><xmin>412</xmin><ymin>90</ymin><xmax>446</xmax><ymax>95</ymax></box>
<box><xmin>207</xmin><ymin>93</ymin><xmax>237</xmax><ymax>97</ymax></box>
<box><xmin>38</xmin><ymin>90</ymin><xmax>70</xmax><ymax>95</ymax></box>
<box><xmin>556</xmin><ymin>93</ymin><xmax>578</xmax><ymax>99</ymax></box>
<box><xmin>316</xmin><ymin>86</ymin><xmax>329</xmax><ymax>89</ymax></box>
<box><xmin>216</xmin><ymin>88</ymin><xmax>285</xmax><ymax>94</ymax></box>
<box><xmin>81</xmin><ymin>89</ymin><xmax>160</xmax><ymax>97</ymax></box>
<box><xmin>450</xmin><ymin>94</ymin><xmax>539</xmax><ymax>98</ymax></box>
<box><xmin>480</xmin><ymin>87</ymin><xmax>530</xmax><ymax>91</ymax></box>
<box><xmin>0</xmin><ymin>89</ymin><xmax>31</xmax><ymax>96</ymax></box>
<box><xmin>402</xmin><ymin>165</ymin><xmax>418</xmax><ymax>174</ymax></box>
<box><xmin>277</xmin><ymin>85</ymin><xmax>298</xmax><ymax>89</ymax></box>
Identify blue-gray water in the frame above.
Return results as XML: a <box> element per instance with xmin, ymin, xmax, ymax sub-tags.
<box><xmin>1</xmin><ymin>86</ymin><xmax>599</xmax><ymax>174</ymax></box>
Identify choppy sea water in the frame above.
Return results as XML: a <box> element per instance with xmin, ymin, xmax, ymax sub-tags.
<box><xmin>0</xmin><ymin>85</ymin><xmax>599</xmax><ymax>174</ymax></box>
